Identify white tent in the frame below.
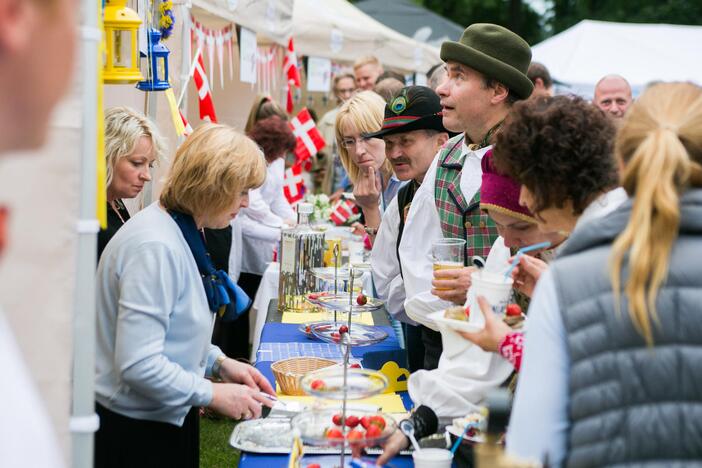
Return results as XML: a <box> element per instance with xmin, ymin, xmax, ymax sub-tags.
<box><xmin>532</xmin><ymin>20</ymin><xmax>702</xmax><ymax>96</ymax></box>
<box><xmin>293</xmin><ymin>0</ymin><xmax>441</xmax><ymax>72</ymax></box>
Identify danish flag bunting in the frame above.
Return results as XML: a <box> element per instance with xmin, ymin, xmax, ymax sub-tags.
<box><xmin>179</xmin><ymin>110</ymin><xmax>193</xmax><ymax>136</ymax></box>
<box><xmin>283</xmin><ymin>37</ymin><xmax>301</xmax><ymax>87</ymax></box>
<box><xmin>289</xmin><ymin>108</ymin><xmax>326</xmax><ymax>162</ymax></box>
<box><xmin>283</xmin><ymin>161</ymin><xmax>306</xmax><ymax>205</ymax></box>
<box><xmin>193</xmin><ymin>53</ymin><xmax>217</xmax><ymax>123</ymax></box>
<box><xmin>330</xmin><ymin>199</ymin><xmax>361</xmax><ymax>226</ymax></box>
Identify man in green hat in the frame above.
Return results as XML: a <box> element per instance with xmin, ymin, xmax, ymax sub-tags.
<box><xmin>398</xmin><ymin>23</ymin><xmax>533</xmax><ymax>387</ymax></box>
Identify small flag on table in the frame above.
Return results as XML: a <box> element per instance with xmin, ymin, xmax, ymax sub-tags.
<box><xmin>330</xmin><ymin>199</ymin><xmax>360</xmax><ymax>226</ymax></box>
<box><xmin>283</xmin><ymin>161</ymin><xmax>306</xmax><ymax>205</ymax></box>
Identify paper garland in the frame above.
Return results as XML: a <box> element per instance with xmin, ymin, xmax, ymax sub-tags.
<box><xmin>190</xmin><ymin>16</ymin><xmax>235</xmax><ymax>90</ymax></box>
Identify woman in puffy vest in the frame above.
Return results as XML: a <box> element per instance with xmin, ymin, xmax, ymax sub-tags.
<box><xmin>506</xmin><ymin>82</ymin><xmax>702</xmax><ymax>467</ymax></box>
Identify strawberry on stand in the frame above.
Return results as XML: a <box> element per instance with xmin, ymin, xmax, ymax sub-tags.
<box><xmin>504</xmin><ymin>303</ymin><xmax>525</xmax><ymax>327</ymax></box>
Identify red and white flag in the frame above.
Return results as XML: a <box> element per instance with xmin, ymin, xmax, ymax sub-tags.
<box><xmin>330</xmin><ymin>199</ymin><xmax>360</xmax><ymax>226</ymax></box>
<box><xmin>179</xmin><ymin>110</ymin><xmax>193</xmax><ymax>136</ymax></box>
<box><xmin>193</xmin><ymin>53</ymin><xmax>217</xmax><ymax>123</ymax></box>
<box><xmin>289</xmin><ymin>108</ymin><xmax>325</xmax><ymax>162</ymax></box>
<box><xmin>283</xmin><ymin>37</ymin><xmax>301</xmax><ymax>87</ymax></box>
<box><xmin>286</xmin><ymin>81</ymin><xmax>295</xmax><ymax>114</ymax></box>
<box><xmin>283</xmin><ymin>161</ymin><xmax>306</xmax><ymax>205</ymax></box>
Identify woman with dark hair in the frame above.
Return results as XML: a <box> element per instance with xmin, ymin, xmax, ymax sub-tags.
<box><xmin>237</xmin><ymin>116</ymin><xmax>297</xmax><ymax>309</ymax></box>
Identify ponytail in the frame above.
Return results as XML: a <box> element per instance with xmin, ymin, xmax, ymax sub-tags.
<box><xmin>610</xmin><ymin>83</ymin><xmax>702</xmax><ymax>345</ymax></box>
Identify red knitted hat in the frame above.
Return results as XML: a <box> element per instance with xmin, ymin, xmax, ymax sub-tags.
<box><xmin>480</xmin><ymin>150</ymin><xmax>536</xmax><ymax>223</ymax></box>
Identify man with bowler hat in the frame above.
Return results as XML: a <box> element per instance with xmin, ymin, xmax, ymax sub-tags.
<box><xmin>367</xmin><ymin>86</ymin><xmax>450</xmax><ymax>373</ymax></box>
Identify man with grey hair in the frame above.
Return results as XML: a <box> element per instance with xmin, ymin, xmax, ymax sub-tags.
<box><xmin>594</xmin><ymin>74</ymin><xmax>633</xmax><ymax>119</ymax></box>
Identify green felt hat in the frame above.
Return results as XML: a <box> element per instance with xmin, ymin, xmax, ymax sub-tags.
<box><xmin>441</xmin><ymin>23</ymin><xmax>533</xmax><ymax>99</ymax></box>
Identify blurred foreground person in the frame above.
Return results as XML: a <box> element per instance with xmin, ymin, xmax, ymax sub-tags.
<box><xmin>0</xmin><ymin>0</ymin><xmax>77</xmax><ymax>466</ymax></box>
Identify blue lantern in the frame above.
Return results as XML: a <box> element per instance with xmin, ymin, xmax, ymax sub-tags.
<box><xmin>137</xmin><ymin>29</ymin><xmax>170</xmax><ymax>91</ymax></box>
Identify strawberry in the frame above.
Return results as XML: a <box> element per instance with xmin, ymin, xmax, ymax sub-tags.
<box><xmin>360</xmin><ymin>415</ymin><xmax>372</xmax><ymax>429</ymax></box>
<box><xmin>347</xmin><ymin>429</ymin><xmax>364</xmax><ymax>442</ymax></box>
<box><xmin>464</xmin><ymin>305</ymin><xmax>471</xmax><ymax>318</ymax></box>
<box><xmin>332</xmin><ymin>413</ymin><xmax>343</xmax><ymax>426</ymax></box>
<box><xmin>369</xmin><ymin>415</ymin><xmax>386</xmax><ymax>430</ymax></box>
<box><xmin>305</xmin><ymin>325</ymin><xmax>311</xmax><ymax>334</ymax></box>
<box><xmin>365</xmin><ymin>424</ymin><xmax>382</xmax><ymax>438</ymax></box>
<box><xmin>350</xmin><ymin>363</ymin><xmax>361</xmax><ymax>369</ymax></box>
<box><xmin>310</xmin><ymin>379</ymin><xmax>325</xmax><ymax>390</ymax></box>
<box><xmin>339</xmin><ymin>324</ymin><xmax>349</xmax><ymax>334</ymax></box>
<box><xmin>331</xmin><ymin>332</ymin><xmax>341</xmax><ymax>341</ymax></box>
<box><xmin>325</xmin><ymin>428</ymin><xmax>343</xmax><ymax>440</ymax></box>
<box><xmin>308</xmin><ymin>293</ymin><xmax>319</xmax><ymax>300</ymax></box>
<box><xmin>306</xmin><ymin>464</ymin><xmax>321</xmax><ymax>468</ymax></box>
<box><xmin>506</xmin><ymin>303</ymin><xmax>522</xmax><ymax>317</ymax></box>
<box><xmin>356</xmin><ymin>294</ymin><xmax>367</xmax><ymax>306</ymax></box>
<box><xmin>345</xmin><ymin>415</ymin><xmax>360</xmax><ymax>428</ymax></box>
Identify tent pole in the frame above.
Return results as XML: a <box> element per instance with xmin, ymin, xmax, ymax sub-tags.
<box><xmin>71</xmin><ymin>0</ymin><xmax>100</xmax><ymax>467</ymax></box>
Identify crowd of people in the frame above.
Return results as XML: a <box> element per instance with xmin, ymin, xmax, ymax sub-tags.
<box><xmin>1</xmin><ymin>1</ymin><xmax>701</xmax><ymax>467</ymax></box>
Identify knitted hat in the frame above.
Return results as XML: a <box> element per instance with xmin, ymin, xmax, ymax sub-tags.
<box><xmin>363</xmin><ymin>86</ymin><xmax>449</xmax><ymax>139</ymax></box>
<box><xmin>441</xmin><ymin>23</ymin><xmax>533</xmax><ymax>99</ymax></box>
<box><xmin>480</xmin><ymin>150</ymin><xmax>535</xmax><ymax>223</ymax></box>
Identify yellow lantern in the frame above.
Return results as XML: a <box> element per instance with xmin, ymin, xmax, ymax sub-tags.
<box><xmin>103</xmin><ymin>0</ymin><xmax>143</xmax><ymax>84</ymax></box>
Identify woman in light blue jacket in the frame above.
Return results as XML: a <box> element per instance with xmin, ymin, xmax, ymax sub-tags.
<box><xmin>95</xmin><ymin>124</ymin><xmax>274</xmax><ymax>468</ymax></box>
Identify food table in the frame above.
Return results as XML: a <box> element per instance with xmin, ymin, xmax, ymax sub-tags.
<box><xmin>237</xmin><ymin>299</ymin><xmax>414</xmax><ymax>467</ymax></box>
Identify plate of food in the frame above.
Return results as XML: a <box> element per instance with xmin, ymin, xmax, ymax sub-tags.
<box><xmin>313</xmin><ymin>293</ymin><xmax>384</xmax><ymax>313</ymax></box>
<box><xmin>229</xmin><ymin>419</ymin><xmax>294</xmax><ymax>453</ymax></box>
<box><xmin>428</xmin><ymin>306</ymin><xmax>484</xmax><ymax>333</ymax></box>
<box><xmin>445</xmin><ymin>412</ymin><xmax>486</xmax><ymax>444</ymax></box>
<box><xmin>299</xmin><ymin>321</ymin><xmax>332</xmax><ymax>339</ymax></box>
<box><xmin>292</xmin><ymin>408</ymin><xmax>397</xmax><ymax>448</ymax></box>
<box><xmin>310</xmin><ymin>322</ymin><xmax>388</xmax><ymax>347</ymax></box>
<box><xmin>300</xmin><ymin>368</ymin><xmax>388</xmax><ymax>400</ymax></box>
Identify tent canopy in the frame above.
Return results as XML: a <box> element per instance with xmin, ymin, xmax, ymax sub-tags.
<box><xmin>191</xmin><ymin>0</ymin><xmax>293</xmax><ymax>45</ymax></box>
<box><xmin>355</xmin><ymin>0</ymin><xmax>464</xmax><ymax>48</ymax></box>
<box><xmin>293</xmin><ymin>0</ymin><xmax>441</xmax><ymax>73</ymax></box>
<box><xmin>532</xmin><ymin>19</ymin><xmax>702</xmax><ymax>95</ymax></box>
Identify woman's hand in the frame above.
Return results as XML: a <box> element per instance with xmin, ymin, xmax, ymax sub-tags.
<box><xmin>219</xmin><ymin>359</ymin><xmax>275</xmax><ymax>395</ymax></box>
<box><xmin>208</xmin><ymin>383</ymin><xmax>273</xmax><ymax>420</ymax></box>
<box><xmin>511</xmin><ymin>255</ymin><xmax>549</xmax><ymax>298</ymax></box>
<box><xmin>353</xmin><ymin>166</ymin><xmax>381</xmax><ymax>211</ymax></box>
<box><xmin>458</xmin><ymin>296</ymin><xmax>512</xmax><ymax>352</ymax></box>
<box><xmin>431</xmin><ymin>266</ymin><xmax>475</xmax><ymax>305</ymax></box>
<box><xmin>375</xmin><ymin>429</ymin><xmax>410</xmax><ymax>465</ymax></box>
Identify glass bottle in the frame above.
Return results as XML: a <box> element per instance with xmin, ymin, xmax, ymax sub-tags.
<box><xmin>278</xmin><ymin>203</ymin><xmax>325</xmax><ymax>312</ymax></box>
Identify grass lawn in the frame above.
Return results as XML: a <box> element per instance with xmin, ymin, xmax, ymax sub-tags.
<box><xmin>200</xmin><ymin>417</ymin><xmax>241</xmax><ymax>468</ymax></box>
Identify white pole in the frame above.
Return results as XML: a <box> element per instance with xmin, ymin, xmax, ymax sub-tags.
<box><xmin>71</xmin><ymin>0</ymin><xmax>100</xmax><ymax>467</ymax></box>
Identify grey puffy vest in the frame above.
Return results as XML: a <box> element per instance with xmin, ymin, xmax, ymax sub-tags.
<box><xmin>551</xmin><ymin>189</ymin><xmax>702</xmax><ymax>468</ymax></box>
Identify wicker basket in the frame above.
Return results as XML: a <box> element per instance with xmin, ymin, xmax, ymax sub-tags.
<box><xmin>271</xmin><ymin>357</ymin><xmax>336</xmax><ymax>396</ymax></box>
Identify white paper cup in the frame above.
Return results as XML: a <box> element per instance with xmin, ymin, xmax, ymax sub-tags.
<box><xmin>467</xmin><ymin>270</ymin><xmax>514</xmax><ymax>328</ymax></box>
<box><xmin>412</xmin><ymin>448</ymin><xmax>453</xmax><ymax>468</ymax></box>
<box><xmin>347</xmin><ymin>238</ymin><xmax>364</xmax><ymax>264</ymax></box>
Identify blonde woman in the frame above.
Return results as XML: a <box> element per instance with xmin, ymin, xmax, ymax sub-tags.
<box><xmin>95</xmin><ymin>124</ymin><xmax>274</xmax><ymax>467</ymax></box>
<box><xmin>506</xmin><ymin>84</ymin><xmax>702</xmax><ymax>466</ymax></box>
<box><xmin>99</xmin><ymin>107</ymin><xmax>165</xmax><ymax>260</ymax></box>
<box><xmin>335</xmin><ymin>90</ymin><xmax>399</xmax><ymax>235</ymax></box>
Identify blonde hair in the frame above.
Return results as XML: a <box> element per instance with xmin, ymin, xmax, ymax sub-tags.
<box><xmin>160</xmin><ymin>124</ymin><xmax>266</xmax><ymax>219</ymax></box>
<box><xmin>245</xmin><ymin>94</ymin><xmax>286</xmax><ymax>134</ymax></box>
<box><xmin>609</xmin><ymin>82</ymin><xmax>702</xmax><ymax>345</ymax></box>
<box><xmin>104</xmin><ymin>107</ymin><xmax>164</xmax><ymax>188</ymax></box>
<box><xmin>353</xmin><ymin>55</ymin><xmax>382</xmax><ymax>71</ymax></box>
<box><xmin>335</xmin><ymin>91</ymin><xmax>392</xmax><ymax>184</ymax></box>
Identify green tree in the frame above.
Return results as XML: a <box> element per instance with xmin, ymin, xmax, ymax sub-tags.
<box><xmin>417</xmin><ymin>0</ymin><xmax>546</xmax><ymax>45</ymax></box>
<box><xmin>550</xmin><ymin>0</ymin><xmax>702</xmax><ymax>34</ymax></box>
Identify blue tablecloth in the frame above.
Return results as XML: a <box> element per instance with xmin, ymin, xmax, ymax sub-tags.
<box><xmin>239</xmin><ymin>316</ymin><xmax>413</xmax><ymax>467</ymax></box>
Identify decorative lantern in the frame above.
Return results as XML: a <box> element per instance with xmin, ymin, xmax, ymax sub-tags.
<box><xmin>103</xmin><ymin>0</ymin><xmax>143</xmax><ymax>84</ymax></box>
<box><xmin>137</xmin><ymin>29</ymin><xmax>171</xmax><ymax>92</ymax></box>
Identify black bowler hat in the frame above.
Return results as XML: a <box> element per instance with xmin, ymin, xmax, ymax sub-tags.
<box><xmin>363</xmin><ymin>86</ymin><xmax>449</xmax><ymax>139</ymax></box>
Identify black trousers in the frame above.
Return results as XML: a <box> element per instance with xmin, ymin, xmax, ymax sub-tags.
<box><xmin>94</xmin><ymin>403</ymin><xmax>199</xmax><ymax>468</ymax></box>
<box><xmin>421</xmin><ymin>326</ymin><xmax>443</xmax><ymax>371</ymax></box>
<box><xmin>403</xmin><ymin>322</ymin><xmax>427</xmax><ymax>373</ymax></box>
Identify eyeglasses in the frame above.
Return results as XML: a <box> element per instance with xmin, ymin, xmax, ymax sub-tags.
<box><xmin>340</xmin><ymin>136</ymin><xmax>373</xmax><ymax>149</ymax></box>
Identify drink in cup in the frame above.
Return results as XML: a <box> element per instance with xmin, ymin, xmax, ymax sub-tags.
<box><xmin>323</xmin><ymin>235</ymin><xmax>341</xmax><ymax>267</ymax></box>
<box><xmin>413</xmin><ymin>448</ymin><xmax>453</xmax><ymax>468</ymax></box>
<box><xmin>467</xmin><ymin>270</ymin><xmax>514</xmax><ymax>328</ymax></box>
<box><xmin>432</xmin><ymin>238</ymin><xmax>466</xmax><ymax>291</ymax></box>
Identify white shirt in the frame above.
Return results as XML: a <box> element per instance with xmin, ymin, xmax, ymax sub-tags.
<box><xmin>228</xmin><ymin>216</ymin><xmax>243</xmax><ymax>282</ymax></box>
<box><xmin>370</xmin><ymin>194</ymin><xmax>415</xmax><ymax>325</ymax></box>
<box><xmin>407</xmin><ymin>237</ymin><xmax>514</xmax><ymax>418</ymax></box>
<box><xmin>0</xmin><ymin>310</ymin><xmax>64</xmax><ymax>468</ymax></box>
<box><xmin>239</xmin><ymin>159</ymin><xmax>296</xmax><ymax>275</ymax></box>
<box><xmin>399</xmin><ymin>141</ymin><xmax>490</xmax><ymax>331</ymax></box>
<box><xmin>95</xmin><ymin>203</ymin><xmax>220</xmax><ymax>426</ymax></box>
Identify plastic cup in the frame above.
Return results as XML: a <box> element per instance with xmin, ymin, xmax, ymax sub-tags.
<box><xmin>412</xmin><ymin>448</ymin><xmax>454</xmax><ymax>468</ymax></box>
<box><xmin>347</xmin><ymin>236</ymin><xmax>364</xmax><ymax>264</ymax></box>
<box><xmin>432</xmin><ymin>238</ymin><xmax>466</xmax><ymax>290</ymax></box>
<box><xmin>468</xmin><ymin>270</ymin><xmax>514</xmax><ymax>328</ymax></box>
